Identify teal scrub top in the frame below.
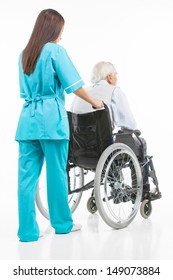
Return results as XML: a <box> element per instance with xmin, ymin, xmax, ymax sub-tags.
<box><xmin>15</xmin><ymin>42</ymin><xmax>84</xmax><ymax>141</ymax></box>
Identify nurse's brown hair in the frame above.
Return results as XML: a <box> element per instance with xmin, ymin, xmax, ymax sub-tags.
<box><xmin>22</xmin><ymin>9</ymin><xmax>65</xmax><ymax>75</ymax></box>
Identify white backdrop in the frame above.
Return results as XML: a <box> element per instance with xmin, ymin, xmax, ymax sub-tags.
<box><xmin>0</xmin><ymin>0</ymin><xmax>173</xmax><ymax>263</ymax></box>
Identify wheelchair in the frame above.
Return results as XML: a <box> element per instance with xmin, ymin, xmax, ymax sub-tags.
<box><xmin>36</xmin><ymin>105</ymin><xmax>161</xmax><ymax>229</ymax></box>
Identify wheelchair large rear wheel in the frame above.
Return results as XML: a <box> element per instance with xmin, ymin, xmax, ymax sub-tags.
<box><xmin>94</xmin><ymin>143</ymin><xmax>143</xmax><ymax>229</ymax></box>
<box><xmin>36</xmin><ymin>162</ymin><xmax>84</xmax><ymax>219</ymax></box>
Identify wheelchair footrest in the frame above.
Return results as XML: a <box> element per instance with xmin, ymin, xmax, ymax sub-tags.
<box><xmin>150</xmin><ymin>191</ymin><xmax>162</xmax><ymax>201</ymax></box>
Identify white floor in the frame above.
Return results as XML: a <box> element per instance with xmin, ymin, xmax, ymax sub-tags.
<box><xmin>1</xmin><ymin>0</ymin><xmax>173</xmax><ymax>264</ymax></box>
<box><xmin>0</xmin><ymin>181</ymin><xmax>172</xmax><ymax>261</ymax></box>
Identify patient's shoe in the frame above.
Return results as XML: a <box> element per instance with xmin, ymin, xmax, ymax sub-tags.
<box><xmin>71</xmin><ymin>224</ymin><xmax>82</xmax><ymax>232</ymax></box>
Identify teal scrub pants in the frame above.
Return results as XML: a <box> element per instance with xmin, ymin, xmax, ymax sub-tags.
<box><xmin>17</xmin><ymin>140</ymin><xmax>73</xmax><ymax>242</ymax></box>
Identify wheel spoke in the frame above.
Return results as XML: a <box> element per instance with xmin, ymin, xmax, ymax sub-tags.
<box><xmin>95</xmin><ymin>143</ymin><xmax>143</xmax><ymax>229</ymax></box>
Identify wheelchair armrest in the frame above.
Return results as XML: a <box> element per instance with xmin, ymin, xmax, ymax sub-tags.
<box><xmin>117</xmin><ymin>128</ymin><xmax>141</xmax><ymax>136</ymax></box>
<box><xmin>133</xmin><ymin>129</ymin><xmax>141</xmax><ymax>136</ymax></box>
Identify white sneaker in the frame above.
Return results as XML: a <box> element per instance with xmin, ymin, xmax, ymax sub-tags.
<box><xmin>71</xmin><ymin>224</ymin><xmax>82</xmax><ymax>232</ymax></box>
<box><xmin>39</xmin><ymin>231</ymin><xmax>44</xmax><ymax>238</ymax></box>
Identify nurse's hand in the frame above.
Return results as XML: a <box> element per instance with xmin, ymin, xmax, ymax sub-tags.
<box><xmin>74</xmin><ymin>88</ymin><xmax>104</xmax><ymax>109</ymax></box>
<box><xmin>91</xmin><ymin>99</ymin><xmax>104</xmax><ymax>109</ymax></box>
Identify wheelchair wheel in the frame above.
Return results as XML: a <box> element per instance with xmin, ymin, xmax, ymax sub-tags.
<box><xmin>140</xmin><ymin>199</ymin><xmax>152</xmax><ymax>219</ymax></box>
<box><xmin>68</xmin><ymin>165</ymin><xmax>84</xmax><ymax>213</ymax></box>
<box><xmin>87</xmin><ymin>197</ymin><xmax>97</xmax><ymax>214</ymax></box>
<box><xmin>94</xmin><ymin>143</ymin><xmax>143</xmax><ymax>229</ymax></box>
<box><xmin>36</xmin><ymin>162</ymin><xmax>84</xmax><ymax>219</ymax></box>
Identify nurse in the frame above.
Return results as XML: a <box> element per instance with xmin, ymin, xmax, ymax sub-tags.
<box><xmin>15</xmin><ymin>9</ymin><xmax>103</xmax><ymax>242</ymax></box>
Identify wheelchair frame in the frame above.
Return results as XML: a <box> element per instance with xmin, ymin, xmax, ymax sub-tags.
<box><xmin>36</xmin><ymin>110</ymin><xmax>161</xmax><ymax>229</ymax></box>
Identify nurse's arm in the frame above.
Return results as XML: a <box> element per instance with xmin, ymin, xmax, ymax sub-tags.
<box><xmin>74</xmin><ymin>87</ymin><xmax>103</xmax><ymax>109</ymax></box>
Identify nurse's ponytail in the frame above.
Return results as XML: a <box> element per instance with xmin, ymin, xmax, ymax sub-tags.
<box><xmin>22</xmin><ymin>9</ymin><xmax>65</xmax><ymax>75</ymax></box>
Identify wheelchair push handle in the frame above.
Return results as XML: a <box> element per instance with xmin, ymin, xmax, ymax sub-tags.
<box><xmin>92</xmin><ymin>102</ymin><xmax>107</xmax><ymax>110</ymax></box>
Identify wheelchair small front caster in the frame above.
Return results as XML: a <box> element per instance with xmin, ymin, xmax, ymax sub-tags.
<box><xmin>87</xmin><ymin>197</ymin><xmax>97</xmax><ymax>214</ymax></box>
<box><xmin>140</xmin><ymin>199</ymin><xmax>152</xmax><ymax>219</ymax></box>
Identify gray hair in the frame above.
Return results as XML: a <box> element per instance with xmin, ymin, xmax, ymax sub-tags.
<box><xmin>91</xmin><ymin>61</ymin><xmax>117</xmax><ymax>84</ymax></box>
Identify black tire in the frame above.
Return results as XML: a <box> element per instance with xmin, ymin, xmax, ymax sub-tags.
<box><xmin>140</xmin><ymin>199</ymin><xmax>152</xmax><ymax>219</ymax></box>
<box><xmin>87</xmin><ymin>197</ymin><xmax>97</xmax><ymax>214</ymax></box>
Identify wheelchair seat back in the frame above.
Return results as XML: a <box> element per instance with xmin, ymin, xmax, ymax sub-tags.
<box><xmin>67</xmin><ymin>107</ymin><xmax>113</xmax><ymax>169</ymax></box>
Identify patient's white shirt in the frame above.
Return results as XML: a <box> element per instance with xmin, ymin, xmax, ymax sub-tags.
<box><xmin>70</xmin><ymin>80</ymin><xmax>137</xmax><ymax>131</ymax></box>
